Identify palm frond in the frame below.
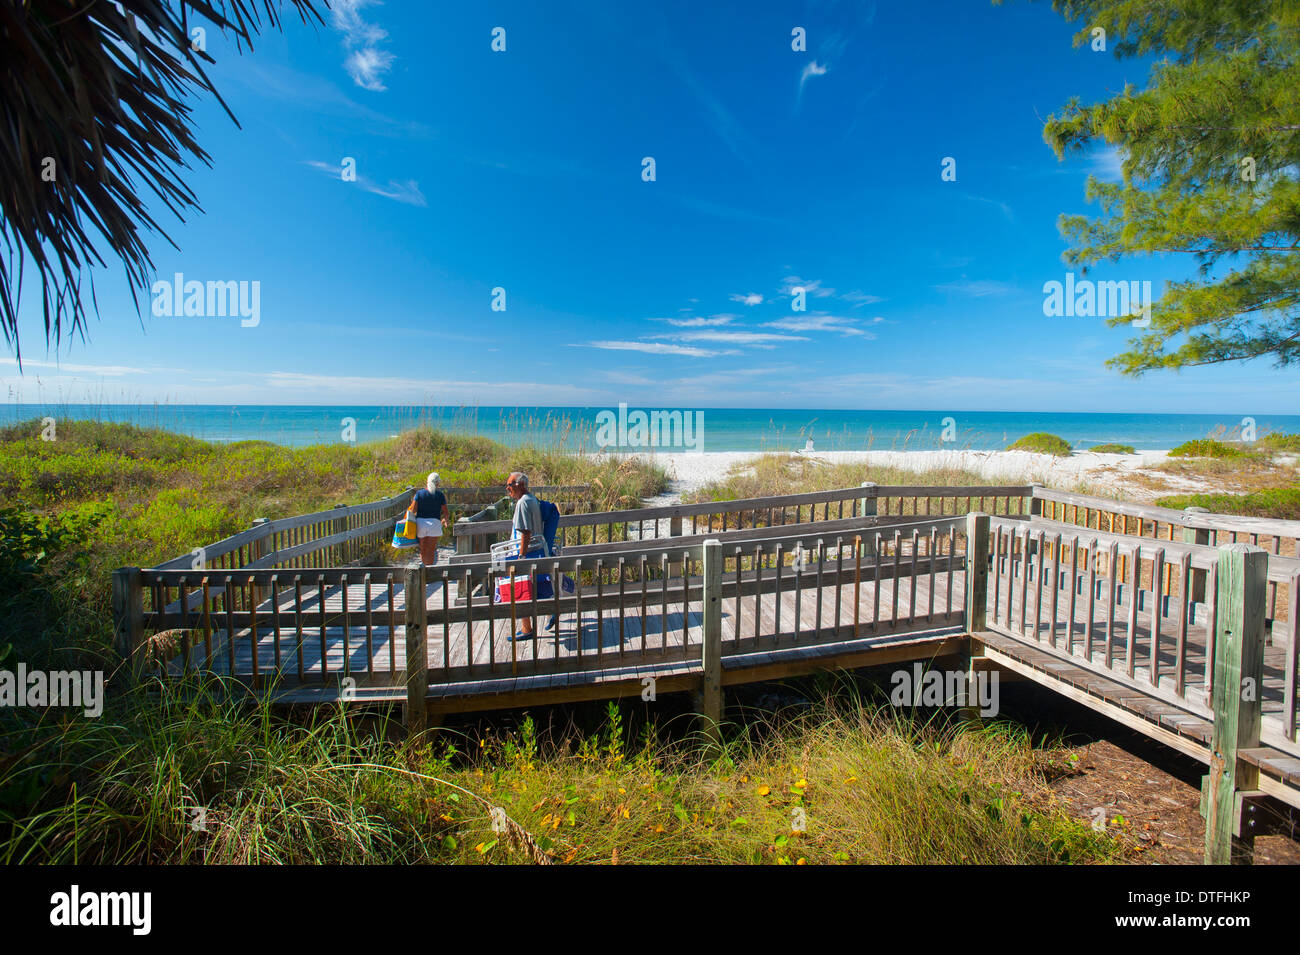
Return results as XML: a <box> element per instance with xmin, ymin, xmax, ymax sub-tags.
<box><xmin>0</xmin><ymin>0</ymin><xmax>325</xmax><ymax>363</ymax></box>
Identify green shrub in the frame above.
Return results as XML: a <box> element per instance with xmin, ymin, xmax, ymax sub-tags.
<box><xmin>1167</xmin><ymin>439</ymin><xmax>1246</xmax><ymax>459</ymax></box>
<box><xmin>1156</xmin><ymin>487</ymin><xmax>1300</xmax><ymax>521</ymax></box>
<box><xmin>1086</xmin><ymin>443</ymin><xmax>1136</xmax><ymax>454</ymax></box>
<box><xmin>1006</xmin><ymin>433</ymin><xmax>1072</xmax><ymax>456</ymax></box>
<box><xmin>1256</xmin><ymin>432</ymin><xmax>1300</xmax><ymax>453</ymax></box>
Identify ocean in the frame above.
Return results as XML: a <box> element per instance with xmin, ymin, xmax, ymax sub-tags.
<box><xmin>3</xmin><ymin>404</ymin><xmax>1297</xmax><ymax>452</ymax></box>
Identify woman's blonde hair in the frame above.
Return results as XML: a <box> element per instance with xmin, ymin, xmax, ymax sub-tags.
<box><xmin>426</xmin><ymin>472</ymin><xmax>441</xmax><ymax>492</ymax></box>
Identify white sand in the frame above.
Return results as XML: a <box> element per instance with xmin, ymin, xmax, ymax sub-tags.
<box><xmin>602</xmin><ymin>448</ymin><xmax>1217</xmax><ymax>501</ymax></box>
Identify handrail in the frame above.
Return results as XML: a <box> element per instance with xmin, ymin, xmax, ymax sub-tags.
<box><xmin>1032</xmin><ymin>485</ymin><xmax>1300</xmax><ymax>539</ymax></box>
<box><xmin>452</xmin><ymin>483</ymin><xmax>1032</xmax><ymax>538</ymax></box>
<box><xmin>996</xmin><ymin>514</ymin><xmax>1300</xmax><ymax>582</ymax></box>
<box><xmin>445</xmin><ymin>514</ymin><xmax>970</xmax><ymax>574</ymax></box>
<box><xmin>151</xmin><ymin>487</ymin><xmax>415</xmax><ymax>570</ymax></box>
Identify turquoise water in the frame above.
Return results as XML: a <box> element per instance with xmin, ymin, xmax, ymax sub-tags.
<box><xmin>3</xmin><ymin>404</ymin><xmax>1297</xmax><ymax>452</ymax></box>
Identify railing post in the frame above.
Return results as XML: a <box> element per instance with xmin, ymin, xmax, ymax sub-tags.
<box><xmin>250</xmin><ymin>517</ymin><xmax>269</xmax><ymax>605</ymax></box>
<box><xmin>695</xmin><ymin>539</ymin><xmax>723</xmax><ymax>752</ymax></box>
<box><xmin>668</xmin><ymin>509</ymin><xmax>684</xmax><ymax>578</ymax></box>
<box><xmin>1182</xmin><ymin>507</ymin><xmax>1211</xmax><ymax>603</ymax></box>
<box><xmin>1028</xmin><ymin>482</ymin><xmax>1043</xmax><ymax>517</ymax></box>
<box><xmin>859</xmin><ymin>482</ymin><xmax>877</xmax><ymax>560</ymax></box>
<box><xmin>332</xmin><ymin>504</ymin><xmax>348</xmax><ymax>565</ymax></box>
<box><xmin>404</xmin><ymin>561</ymin><xmax>428</xmax><ymax>736</ymax></box>
<box><xmin>112</xmin><ymin>567</ymin><xmax>145</xmax><ymax>683</ymax></box>
<box><xmin>1201</xmin><ymin>543</ymin><xmax>1266</xmax><ymax>865</ymax></box>
<box><xmin>964</xmin><ymin>513</ymin><xmax>990</xmax><ymax>634</ymax></box>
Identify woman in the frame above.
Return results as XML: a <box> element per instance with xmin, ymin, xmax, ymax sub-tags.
<box><xmin>411</xmin><ymin>472</ymin><xmax>450</xmax><ymax>566</ymax></box>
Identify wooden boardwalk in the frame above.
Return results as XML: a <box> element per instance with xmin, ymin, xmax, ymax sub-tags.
<box><xmin>162</xmin><ymin>558</ymin><xmax>967</xmax><ymax>690</ymax></box>
<box><xmin>125</xmin><ymin>487</ymin><xmax>1300</xmax><ymax>830</ymax></box>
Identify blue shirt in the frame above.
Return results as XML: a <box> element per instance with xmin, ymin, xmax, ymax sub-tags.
<box><xmin>413</xmin><ymin>489</ymin><xmax>446</xmax><ymax>519</ymax></box>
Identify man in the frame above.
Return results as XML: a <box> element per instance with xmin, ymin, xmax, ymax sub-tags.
<box><xmin>505</xmin><ymin>472</ymin><xmax>544</xmax><ymax>640</ymax></box>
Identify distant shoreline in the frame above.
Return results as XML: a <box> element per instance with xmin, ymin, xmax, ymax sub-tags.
<box><xmin>3</xmin><ymin>404</ymin><xmax>1293</xmax><ymax>454</ymax></box>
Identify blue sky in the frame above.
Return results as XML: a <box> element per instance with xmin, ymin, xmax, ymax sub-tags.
<box><xmin>3</xmin><ymin>0</ymin><xmax>1295</xmax><ymax>414</ymax></box>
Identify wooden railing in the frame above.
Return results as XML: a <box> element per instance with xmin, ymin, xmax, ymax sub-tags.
<box><xmin>983</xmin><ymin>515</ymin><xmax>1300</xmax><ymax>756</ymax></box>
<box><xmin>442</xmin><ymin>484</ymin><xmax>591</xmax><ymax>514</ymax></box>
<box><xmin>117</xmin><ymin>514</ymin><xmax>972</xmax><ymax>693</ymax></box>
<box><xmin>150</xmin><ymin>488</ymin><xmax>416</xmax><ymax>574</ymax></box>
<box><xmin>1030</xmin><ymin>485</ymin><xmax>1300</xmax><ymax>632</ymax></box>
<box><xmin>452</xmin><ymin>483</ymin><xmax>1033</xmax><ymax>556</ymax></box>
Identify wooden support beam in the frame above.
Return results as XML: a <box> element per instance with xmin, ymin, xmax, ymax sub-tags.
<box><xmin>695</xmin><ymin>539</ymin><xmax>723</xmax><ymax>752</ymax></box>
<box><xmin>859</xmin><ymin>482</ymin><xmax>877</xmax><ymax>560</ymax></box>
<box><xmin>404</xmin><ymin>562</ymin><xmax>428</xmax><ymax>737</ymax></box>
<box><xmin>965</xmin><ymin>512</ymin><xmax>990</xmax><ymax>634</ymax></box>
<box><xmin>1182</xmin><ymin>506</ymin><xmax>1211</xmax><ymax>603</ymax></box>
<box><xmin>332</xmin><ymin>504</ymin><xmax>348</xmax><ymax>565</ymax></box>
<box><xmin>1202</xmin><ymin>543</ymin><xmax>1266</xmax><ymax>864</ymax></box>
<box><xmin>250</xmin><ymin>518</ymin><xmax>269</xmax><ymax>603</ymax></box>
<box><xmin>112</xmin><ymin>566</ymin><xmax>145</xmax><ymax>682</ymax></box>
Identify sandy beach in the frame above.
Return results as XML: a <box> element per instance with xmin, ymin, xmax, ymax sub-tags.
<box><xmin>616</xmin><ymin>448</ymin><xmax>1217</xmax><ymax>501</ymax></box>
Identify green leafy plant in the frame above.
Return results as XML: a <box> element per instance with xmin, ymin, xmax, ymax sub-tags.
<box><xmin>1167</xmin><ymin>439</ymin><xmax>1246</xmax><ymax>459</ymax></box>
<box><xmin>1006</xmin><ymin>433</ymin><xmax>1072</xmax><ymax>456</ymax></box>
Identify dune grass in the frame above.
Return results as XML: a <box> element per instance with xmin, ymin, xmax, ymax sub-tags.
<box><xmin>1006</xmin><ymin>433</ymin><xmax>1072</xmax><ymax>456</ymax></box>
<box><xmin>1086</xmin><ymin>443</ymin><xmax>1136</xmax><ymax>454</ymax></box>
<box><xmin>1168</xmin><ymin>439</ymin><xmax>1247</xmax><ymax>459</ymax></box>
<box><xmin>684</xmin><ymin>453</ymin><xmax>1006</xmax><ymax>505</ymax></box>
<box><xmin>1156</xmin><ymin>487</ymin><xmax>1300</xmax><ymax>521</ymax></box>
<box><xmin>0</xmin><ymin>678</ymin><xmax>1121</xmax><ymax>865</ymax></box>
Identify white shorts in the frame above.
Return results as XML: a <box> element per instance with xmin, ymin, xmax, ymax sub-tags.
<box><xmin>415</xmin><ymin>518</ymin><xmax>443</xmax><ymax>539</ymax></box>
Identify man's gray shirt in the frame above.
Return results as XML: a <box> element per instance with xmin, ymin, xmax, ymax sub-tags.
<box><xmin>512</xmin><ymin>492</ymin><xmax>544</xmax><ymax>553</ymax></box>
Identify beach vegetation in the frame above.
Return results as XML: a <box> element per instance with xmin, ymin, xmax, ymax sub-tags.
<box><xmin>1167</xmin><ymin>439</ymin><xmax>1247</xmax><ymax>459</ymax></box>
<box><xmin>1006</xmin><ymin>433</ymin><xmax>1072</xmax><ymax>456</ymax></box>
<box><xmin>1086</xmin><ymin>443</ymin><xmax>1135</xmax><ymax>454</ymax></box>
<box><xmin>1156</xmin><ymin>487</ymin><xmax>1300</xmax><ymax>522</ymax></box>
<box><xmin>0</xmin><ymin>683</ymin><xmax>1122</xmax><ymax>865</ymax></box>
<box><xmin>1256</xmin><ymin>432</ymin><xmax>1300</xmax><ymax>453</ymax></box>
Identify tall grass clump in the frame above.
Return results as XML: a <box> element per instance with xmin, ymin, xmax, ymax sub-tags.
<box><xmin>1167</xmin><ymin>439</ymin><xmax>1246</xmax><ymax>459</ymax></box>
<box><xmin>1006</xmin><ymin>433</ymin><xmax>1072</xmax><ymax>456</ymax></box>
<box><xmin>686</xmin><ymin>453</ymin><xmax>1000</xmax><ymax>505</ymax></box>
<box><xmin>0</xmin><ymin>686</ymin><xmax>1122</xmax><ymax>865</ymax></box>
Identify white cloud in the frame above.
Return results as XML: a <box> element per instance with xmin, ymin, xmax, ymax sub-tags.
<box><xmin>779</xmin><ymin>275</ymin><xmax>835</xmax><ymax>298</ymax></box>
<box><xmin>332</xmin><ymin>0</ymin><xmax>394</xmax><ymax>91</ymax></box>
<box><xmin>304</xmin><ymin>160</ymin><xmax>426</xmax><ymax>206</ymax></box>
<box><xmin>840</xmin><ymin>290</ymin><xmax>884</xmax><ymax>306</ymax></box>
<box><xmin>799</xmin><ymin>60</ymin><xmax>828</xmax><ymax>91</ymax></box>
<box><xmin>265</xmin><ymin>371</ymin><xmax>594</xmax><ymax>403</ymax></box>
<box><xmin>664</xmin><ymin>315</ymin><xmax>735</xmax><ymax>327</ymax></box>
<box><xmin>730</xmin><ymin>292</ymin><xmax>764</xmax><ymax>306</ymax></box>
<box><xmin>934</xmin><ymin>280</ymin><xmax>1020</xmax><ymax>298</ymax></box>
<box><xmin>675</xmin><ymin>330</ymin><xmax>809</xmax><ymax>345</ymax></box>
<box><xmin>0</xmin><ymin>357</ymin><xmax>148</xmax><ymax>376</ymax></box>
<box><xmin>762</xmin><ymin>315</ymin><xmax>875</xmax><ymax>338</ymax></box>
<box><xmin>580</xmin><ymin>341</ymin><xmax>720</xmax><ymax>358</ymax></box>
